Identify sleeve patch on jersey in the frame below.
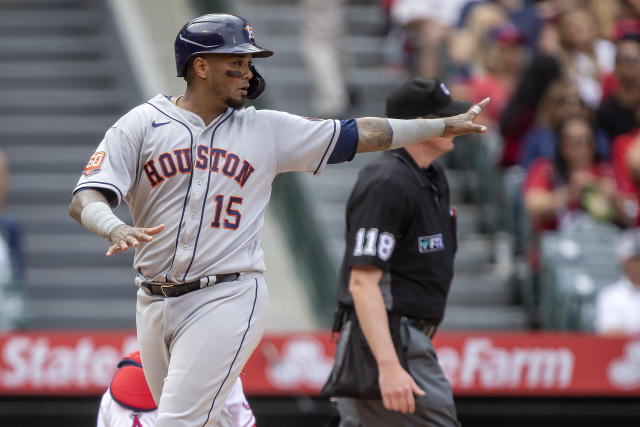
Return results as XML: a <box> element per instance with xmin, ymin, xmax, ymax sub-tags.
<box><xmin>83</xmin><ymin>151</ymin><xmax>105</xmax><ymax>176</ymax></box>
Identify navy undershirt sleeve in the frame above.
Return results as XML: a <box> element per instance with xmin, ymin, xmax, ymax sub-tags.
<box><xmin>328</xmin><ymin>119</ymin><xmax>359</xmax><ymax>164</ymax></box>
<box><xmin>73</xmin><ymin>187</ymin><xmax>118</xmax><ymax>207</ymax></box>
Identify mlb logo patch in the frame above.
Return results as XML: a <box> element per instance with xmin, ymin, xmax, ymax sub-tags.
<box><xmin>418</xmin><ymin>234</ymin><xmax>444</xmax><ymax>253</ymax></box>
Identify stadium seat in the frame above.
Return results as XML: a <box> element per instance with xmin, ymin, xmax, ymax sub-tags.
<box><xmin>539</xmin><ymin>218</ymin><xmax>622</xmax><ymax>330</ymax></box>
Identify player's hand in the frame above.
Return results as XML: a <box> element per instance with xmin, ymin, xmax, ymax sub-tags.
<box><xmin>106</xmin><ymin>224</ymin><xmax>165</xmax><ymax>257</ymax></box>
<box><xmin>378</xmin><ymin>360</ymin><xmax>425</xmax><ymax>414</ymax></box>
<box><xmin>442</xmin><ymin>97</ymin><xmax>490</xmax><ymax>138</ymax></box>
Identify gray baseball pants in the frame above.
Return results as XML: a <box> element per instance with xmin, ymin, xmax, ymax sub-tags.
<box><xmin>136</xmin><ymin>273</ymin><xmax>268</xmax><ymax>426</ymax></box>
<box><xmin>337</xmin><ymin>324</ymin><xmax>461</xmax><ymax>427</ymax></box>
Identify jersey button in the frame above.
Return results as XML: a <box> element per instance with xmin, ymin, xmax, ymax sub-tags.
<box><xmin>183</xmin><ymin>244</ymin><xmax>188</xmax><ymax>250</ymax></box>
<box><xmin>197</xmin><ymin>180</ymin><xmax>202</xmax><ymax>186</ymax></box>
<box><xmin>190</xmin><ymin>213</ymin><xmax>196</xmax><ymax>219</ymax></box>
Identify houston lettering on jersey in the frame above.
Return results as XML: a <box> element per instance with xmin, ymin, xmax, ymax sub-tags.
<box><xmin>143</xmin><ymin>145</ymin><xmax>255</xmax><ymax>189</ymax></box>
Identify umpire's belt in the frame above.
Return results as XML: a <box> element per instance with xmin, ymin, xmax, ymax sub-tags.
<box><xmin>407</xmin><ymin>318</ymin><xmax>438</xmax><ymax>339</ymax></box>
<box><xmin>141</xmin><ymin>273</ymin><xmax>240</xmax><ymax>298</ymax></box>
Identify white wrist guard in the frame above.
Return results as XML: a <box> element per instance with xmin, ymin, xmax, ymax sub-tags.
<box><xmin>80</xmin><ymin>201</ymin><xmax>125</xmax><ymax>238</ymax></box>
<box><xmin>387</xmin><ymin>118</ymin><xmax>446</xmax><ymax>149</ymax></box>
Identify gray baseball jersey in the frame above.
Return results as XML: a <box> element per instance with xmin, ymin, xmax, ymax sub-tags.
<box><xmin>74</xmin><ymin>94</ymin><xmax>341</xmax><ymax>284</ymax></box>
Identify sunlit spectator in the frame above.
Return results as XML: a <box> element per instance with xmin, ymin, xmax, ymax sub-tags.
<box><xmin>449</xmin><ymin>2</ymin><xmax>508</xmax><ymax>81</ymax></box>
<box><xmin>390</xmin><ymin>0</ymin><xmax>472</xmax><ymax>77</ymax></box>
<box><xmin>594</xmin><ymin>228</ymin><xmax>640</xmax><ymax>335</ymax></box>
<box><xmin>461</xmin><ymin>23</ymin><xmax>528</xmax><ymax>127</ymax></box>
<box><xmin>556</xmin><ymin>8</ymin><xmax>616</xmax><ymax>108</ymax></box>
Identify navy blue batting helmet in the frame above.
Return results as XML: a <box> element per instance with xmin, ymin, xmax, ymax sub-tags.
<box><xmin>174</xmin><ymin>14</ymin><xmax>273</xmax><ymax>78</ymax></box>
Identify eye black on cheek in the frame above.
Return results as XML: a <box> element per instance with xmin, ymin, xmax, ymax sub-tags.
<box><xmin>225</xmin><ymin>70</ymin><xmax>242</xmax><ymax>78</ymax></box>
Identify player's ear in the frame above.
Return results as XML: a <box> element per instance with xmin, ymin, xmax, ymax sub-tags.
<box><xmin>192</xmin><ymin>56</ymin><xmax>209</xmax><ymax>80</ymax></box>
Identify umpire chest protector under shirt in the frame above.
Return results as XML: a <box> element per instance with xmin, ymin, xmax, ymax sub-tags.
<box><xmin>337</xmin><ymin>148</ymin><xmax>458</xmax><ymax>324</ymax></box>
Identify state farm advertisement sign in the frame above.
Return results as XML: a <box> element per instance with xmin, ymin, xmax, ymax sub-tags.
<box><xmin>0</xmin><ymin>331</ymin><xmax>638</xmax><ymax>396</ymax></box>
<box><xmin>433</xmin><ymin>334</ymin><xmax>640</xmax><ymax>396</ymax></box>
<box><xmin>243</xmin><ymin>333</ymin><xmax>640</xmax><ymax>396</ymax></box>
<box><xmin>0</xmin><ymin>331</ymin><xmax>138</xmax><ymax>395</ymax></box>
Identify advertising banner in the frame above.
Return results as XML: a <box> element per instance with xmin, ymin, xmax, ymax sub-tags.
<box><xmin>0</xmin><ymin>331</ymin><xmax>638</xmax><ymax>396</ymax></box>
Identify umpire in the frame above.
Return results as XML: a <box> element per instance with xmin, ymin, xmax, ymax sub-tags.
<box><xmin>327</xmin><ymin>77</ymin><xmax>470</xmax><ymax>426</ymax></box>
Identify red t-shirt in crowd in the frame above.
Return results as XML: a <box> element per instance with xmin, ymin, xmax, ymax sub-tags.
<box><xmin>612</xmin><ymin>128</ymin><xmax>640</xmax><ymax>194</ymax></box>
<box><xmin>467</xmin><ymin>73</ymin><xmax>512</xmax><ymax>124</ymax></box>
<box><xmin>612</xmin><ymin>128</ymin><xmax>640</xmax><ymax>225</ymax></box>
<box><xmin>523</xmin><ymin>158</ymin><xmax>616</xmax><ymax>231</ymax></box>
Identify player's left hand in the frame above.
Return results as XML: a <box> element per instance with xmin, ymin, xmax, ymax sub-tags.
<box><xmin>442</xmin><ymin>97</ymin><xmax>490</xmax><ymax>138</ymax></box>
<box><xmin>106</xmin><ymin>224</ymin><xmax>165</xmax><ymax>257</ymax></box>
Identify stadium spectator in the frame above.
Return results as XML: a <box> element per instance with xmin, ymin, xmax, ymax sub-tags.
<box><xmin>523</xmin><ymin>116</ymin><xmax>622</xmax><ymax>233</ymax></box>
<box><xmin>390</xmin><ymin>0</ymin><xmax>472</xmax><ymax>77</ymax></box>
<box><xmin>299</xmin><ymin>0</ymin><xmax>350</xmax><ymax>117</ymax></box>
<box><xmin>610</xmin><ymin>107</ymin><xmax>640</xmax><ymax>225</ymax></box>
<box><xmin>459</xmin><ymin>23</ymin><xmax>528</xmax><ymax>127</ymax></box>
<box><xmin>594</xmin><ymin>228</ymin><xmax>640</xmax><ymax>335</ymax></box>
<box><xmin>519</xmin><ymin>79</ymin><xmax>610</xmax><ymax>169</ymax></box>
<box><xmin>614</xmin><ymin>0</ymin><xmax>640</xmax><ymax>40</ymax></box>
<box><xmin>0</xmin><ymin>149</ymin><xmax>23</xmax><ymax>279</ymax></box>
<box><xmin>449</xmin><ymin>2</ymin><xmax>508</xmax><ymax>82</ymax></box>
<box><xmin>597</xmin><ymin>33</ymin><xmax>640</xmax><ymax>141</ymax></box>
<box><xmin>457</xmin><ymin>0</ymin><xmax>542</xmax><ymax>51</ymax></box>
<box><xmin>0</xmin><ymin>148</ymin><xmax>26</xmax><ymax>329</ymax></box>
<box><xmin>555</xmin><ymin>7</ymin><xmax>616</xmax><ymax>109</ymax></box>
<box><xmin>499</xmin><ymin>54</ymin><xmax>561</xmax><ymax>166</ymax></box>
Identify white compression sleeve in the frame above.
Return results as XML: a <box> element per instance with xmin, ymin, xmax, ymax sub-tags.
<box><xmin>387</xmin><ymin>118</ymin><xmax>446</xmax><ymax>149</ymax></box>
<box><xmin>80</xmin><ymin>201</ymin><xmax>125</xmax><ymax>238</ymax></box>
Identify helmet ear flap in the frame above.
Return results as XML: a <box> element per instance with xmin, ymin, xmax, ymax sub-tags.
<box><xmin>246</xmin><ymin>63</ymin><xmax>266</xmax><ymax>100</ymax></box>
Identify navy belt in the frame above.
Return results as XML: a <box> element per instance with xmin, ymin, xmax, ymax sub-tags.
<box><xmin>141</xmin><ymin>273</ymin><xmax>240</xmax><ymax>298</ymax></box>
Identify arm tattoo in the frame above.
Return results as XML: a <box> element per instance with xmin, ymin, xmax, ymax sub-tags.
<box><xmin>356</xmin><ymin>118</ymin><xmax>392</xmax><ymax>153</ymax></box>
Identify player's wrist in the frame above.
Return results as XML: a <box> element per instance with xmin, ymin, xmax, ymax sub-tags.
<box><xmin>387</xmin><ymin>118</ymin><xmax>445</xmax><ymax>149</ymax></box>
<box><xmin>81</xmin><ymin>201</ymin><xmax>125</xmax><ymax>238</ymax></box>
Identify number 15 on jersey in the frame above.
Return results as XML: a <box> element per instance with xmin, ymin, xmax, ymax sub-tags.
<box><xmin>211</xmin><ymin>195</ymin><xmax>243</xmax><ymax>230</ymax></box>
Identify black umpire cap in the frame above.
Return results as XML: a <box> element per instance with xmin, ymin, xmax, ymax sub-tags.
<box><xmin>385</xmin><ymin>77</ymin><xmax>471</xmax><ymax>119</ymax></box>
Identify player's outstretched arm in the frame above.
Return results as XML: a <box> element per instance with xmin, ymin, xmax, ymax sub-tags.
<box><xmin>69</xmin><ymin>189</ymin><xmax>164</xmax><ymax>257</ymax></box>
<box><xmin>355</xmin><ymin>98</ymin><xmax>490</xmax><ymax>153</ymax></box>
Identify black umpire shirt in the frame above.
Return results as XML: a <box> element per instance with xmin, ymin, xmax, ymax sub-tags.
<box><xmin>337</xmin><ymin>148</ymin><xmax>457</xmax><ymax>325</ymax></box>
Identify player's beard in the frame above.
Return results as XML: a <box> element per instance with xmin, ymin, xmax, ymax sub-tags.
<box><xmin>225</xmin><ymin>96</ymin><xmax>246</xmax><ymax>110</ymax></box>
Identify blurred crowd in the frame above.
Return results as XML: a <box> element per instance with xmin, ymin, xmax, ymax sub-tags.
<box><xmin>0</xmin><ymin>148</ymin><xmax>26</xmax><ymax>329</ymax></box>
<box><xmin>378</xmin><ymin>0</ymin><xmax>640</xmax><ymax>332</ymax></box>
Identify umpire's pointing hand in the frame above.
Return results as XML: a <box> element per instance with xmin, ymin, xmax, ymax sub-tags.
<box><xmin>442</xmin><ymin>97</ymin><xmax>490</xmax><ymax>138</ymax></box>
<box><xmin>378</xmin><ymin>360</ymin><xmax>426</xmax><ymax>414</ymax></box>
<box><xmin>106</xmin><ymin>224</ymin><xmax>165</xmax><ymax>257</ymax></box>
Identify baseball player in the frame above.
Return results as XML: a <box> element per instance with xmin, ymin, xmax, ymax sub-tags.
<box><xmin>68</xmin><ymin>13</ymin><xmax>488</xmax><ymax>426</ymax></box>
<box><xmin>97</xmin><ymin>351</ymin><xmax>255</xmax><ymax>427</ymax></box>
